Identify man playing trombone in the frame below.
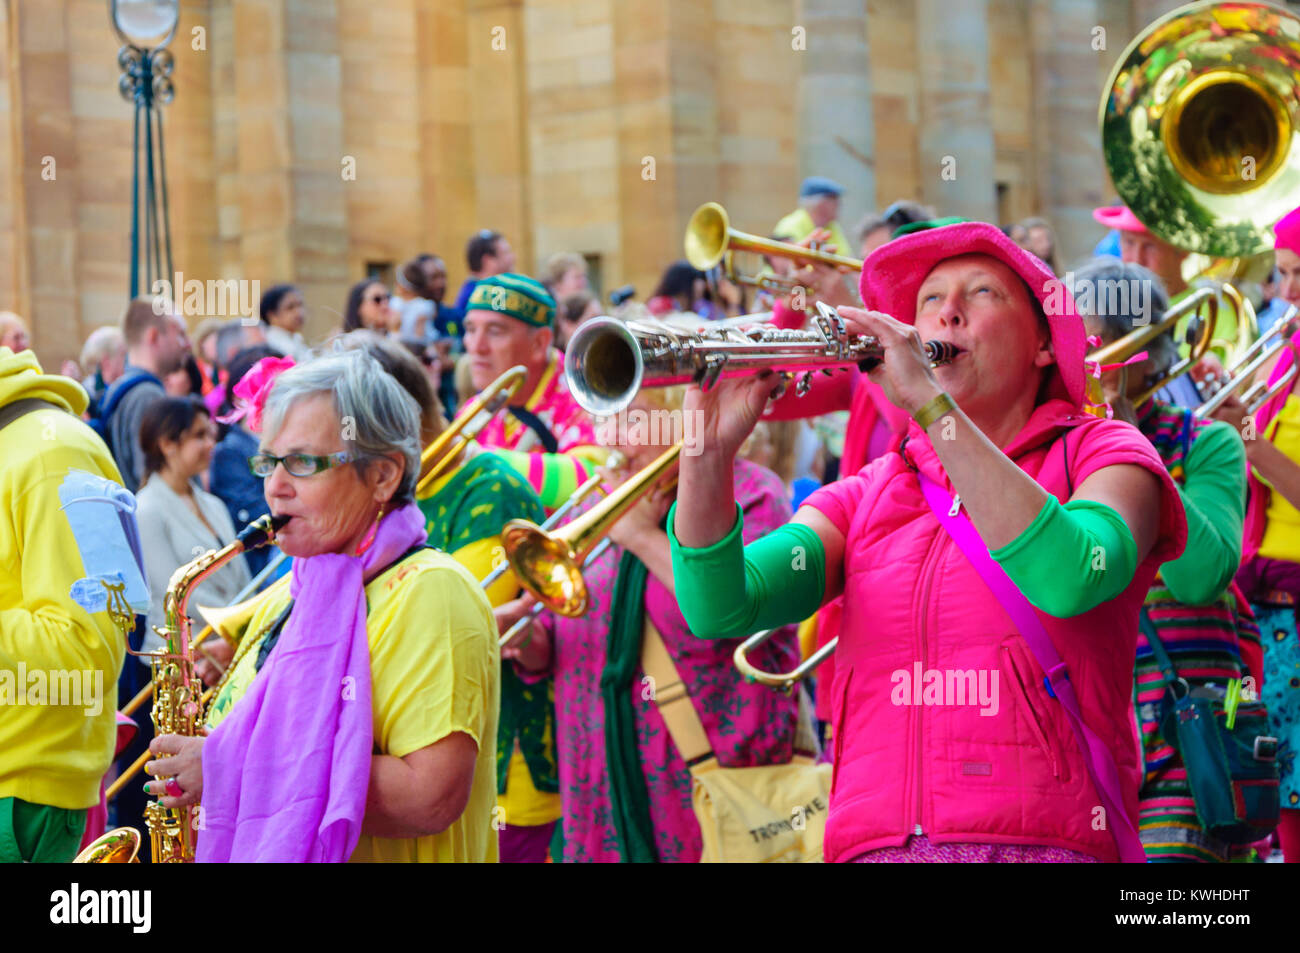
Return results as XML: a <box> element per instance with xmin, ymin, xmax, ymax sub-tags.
<box><xmin>459</xmin><ymin>274</ymin><xmax>609</xmax><ymax>510</ymax></box>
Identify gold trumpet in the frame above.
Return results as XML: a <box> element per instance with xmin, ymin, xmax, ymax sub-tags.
<box><xmin>501</xmin><ymin>443</ymin><xmax>681</xmax><ymax>618</ymax></box>
<box><xmin>1086</xmin><ymin>285</ymin><xmax>1220</xmax><ymax>406</ymax></box>
<box><xmin>720</xmin><ymin>251</ymin><xmax>803</xmax><ymax>295</ymax></box>
<box><xmin>686</xmin><ymin>202</ymin><xmax>862</xmax><ymax>274</ymax></box>
<box><xmin>417</xmin><ymin>364</ymin><xmax>527</xmax><ymax>495</ymax></box>
<box><xmin>733</xmin><ymin>630</ymin><xmax>836</xmax><ymax>694</ymax></box>
<box><xmin>1196</xmin><ymin>305</ymin><xmax>1300</xmax><ymax>418</ymax></box>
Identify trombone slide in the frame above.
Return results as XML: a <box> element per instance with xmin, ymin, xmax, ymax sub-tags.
<box><xmin>733</xmin><ymin>630</ymin><xmax>836</xmax><ymax>694</ymax></box>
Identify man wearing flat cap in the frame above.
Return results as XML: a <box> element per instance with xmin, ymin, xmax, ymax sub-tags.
<box><xmin>774</xmin><ymin>175</ymin><xmax>853</xmax><ymax>266</ymax></box>
<box><xmin>458</xmin><ymin>273</ymin><xmax>603</xmax><ymax>466</ymax></box>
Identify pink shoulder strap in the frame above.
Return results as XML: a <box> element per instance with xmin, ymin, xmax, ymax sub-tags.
<box><xmin>917</xmin><ymin>472</ymin><xmax>1147</xmax><ymax>863</ymax></box>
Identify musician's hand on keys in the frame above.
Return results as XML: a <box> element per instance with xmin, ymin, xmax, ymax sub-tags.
<box><xmin>1208</xmin><ymin>392</ymin><xmax>1251</xmax><ymax>443</ymax></box>
<box><xmin>836</xmin><ymin>306</ymin><xmax>943</xmax><ymax>417</ymax></box>
<box><xmin>145</xmin><ymin>732</ymin><xmax>207</xmax><ymax>809</ymax></box>
<box><xmin>194</xmin><ymin>638</ymin><xmax>234</xmax><ymax>687</ymax></box>
<box><xmin>684</xmin><ymin>373</ymin><xmax>781</xmax><ymax>462</ymax></box>
<box><xmin>1191</xmin><ymin>352</ymin><xmax>1225</xmax><ymax>389</ymax></box>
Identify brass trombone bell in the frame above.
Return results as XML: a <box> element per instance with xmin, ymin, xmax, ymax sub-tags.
<box><xmin>733</xmin><ymin>630</ymin><xmax>836</xmax><ymax>694</ymax></box>
<box><xmin>1099</xmin><ymin>1</ymin><xmax>1300</xmax><ymax>258</ymax></box>
<box><xmin>685</xmin><ymin>202</ymin><xmax>862</xmax><ymax>274</ymax></box>
<box><xmin>501</xmin><ymin>443</ymin><xmax>681</xmax><ymax>617</ymax></box>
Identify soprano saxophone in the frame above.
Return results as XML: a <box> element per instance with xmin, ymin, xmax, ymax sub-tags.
<box><xmin>564</xmin><ymin>302</ymin><xmax>961</xmax><ymax>416</ymax></box>
<box><xmin>119</xmin><ymin>514</ymin><xmax>286</xmax><ymax>864</ymax></box>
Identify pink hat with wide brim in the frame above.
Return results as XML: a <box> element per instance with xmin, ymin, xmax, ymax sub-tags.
<box><xmin>1091</xmin><ymin>205</ymin><xmax>1148</xmax><ymax>234</ymax></box>
<box><xmin>1274</xmin><ymin>205</ymin><xmax>1300</xmax><ymax>255</ymax></box>
<box><xmin>858</xmin><ymin>221</ymin><xmax>1086</xmax><ymax>409</ymax></box>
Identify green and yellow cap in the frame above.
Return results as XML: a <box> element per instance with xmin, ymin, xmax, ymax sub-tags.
<box><xmin>466</xmin><ymin>273</ymin><xmax>556</xmax><ymax>329</ymax></box>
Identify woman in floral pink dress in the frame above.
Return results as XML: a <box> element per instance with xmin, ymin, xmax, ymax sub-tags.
<box><xmin>509</xmin><ymin>390</ymin><xmax>802</xmax><ymax>862</ymax></box>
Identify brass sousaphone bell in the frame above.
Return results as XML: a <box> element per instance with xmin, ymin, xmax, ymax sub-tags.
<box><xmin>1101</xmin><ymin>0</ymin><xmax>1300</xmax><ymax>260</ymax></box>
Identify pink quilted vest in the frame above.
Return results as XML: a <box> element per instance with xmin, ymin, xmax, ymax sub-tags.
<box><xmin>803</xmin><ymin>399</ymin><xmax>1187</xmax><ymax>862</ymax></box>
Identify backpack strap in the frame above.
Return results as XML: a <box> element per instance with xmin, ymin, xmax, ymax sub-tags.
<box><xmin>101</xmin><ymin>370</ymin><xmax>162</xmax><ymax>420</ymax></box>
<box><xmin>507</xmin><ymin>405</ymin><xmax>560</xmax><ymax>454</ymax></box>
<box><xmin>917</xmin><ymin>471</ymin><xmax>1148</xmax><ymax>863</ymax></box>
<box><xmin>641</xmin><ymin>617</ymin><xmax>716</xmax><ymax>766</ymax></box>
<box><xmin>1138</xmin><ymin>608</ymin><xmax>1184</xmax><ymax>694</ymax></box>
<box><xmin>0</xmin><ymin>397</ymin><xmax>60</xmax><ymax>434</ymax></box>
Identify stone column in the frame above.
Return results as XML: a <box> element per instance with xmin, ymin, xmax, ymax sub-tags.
<box><xmin>1030</xmin><ymin>0</ymin><xmax>1105</xmax><ymax>270</ymax></box>
<box><xmin>415</xmin><ymin>0</ymin><xmax>476</xmax><ymax>287</ymax></box>
<box><xmin>914</xmin><ymin>0</ymin><xmax>996</xmax><ymax>223</ymax></box>
<box><xmin>711</xmin><ymin>0</ymin><xmax>800</xmax><ymax>241</ymax></box>
<box><xmin>466</xmin><ymin>0</ymin><xmax>532</xmax><ymax>274</ymax></box>
<box><xmin>611</xmin><ymin>0</ymin><xmax>722</xmax><ymax>301</ymax></box>
<box><xmin>8</xmin><ymin>0</ymin><xmax>81</xmax><ymax>360</ymax></box>
<box><xmin>228</xmin><ymin>0</ymin><xmax>349</xmax><ymax>343</ymax></box>
<box><xmin>796</xmin><ymin>0</ymin><xmax>874</xmax><ymax>233</ymax></box>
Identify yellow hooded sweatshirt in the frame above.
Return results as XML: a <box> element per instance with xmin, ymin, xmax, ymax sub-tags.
<box><xmin>0</xmin><ymin>347</ymin><xmax>127</xmax><ymax>809</ymax></box>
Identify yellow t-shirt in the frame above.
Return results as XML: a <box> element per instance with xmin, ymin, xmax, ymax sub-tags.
<box><xmin>418</xmin><ymin>457</ymin><xmax>563</xmax><ymax>828</ymax></box>
<box><xmin>207</xmin><ymin>548</ymin><xmax>501</xmax><ymax>863</ymax></box>
<box><xmin>1258</xmin><ymin>393</ymin><xmax>1300</xmax><ymax>563</ymax></box>
<box><xmin>445</xmin><ymin>536</ymin><xmax>562</xmax><ymax>827</ymax></box>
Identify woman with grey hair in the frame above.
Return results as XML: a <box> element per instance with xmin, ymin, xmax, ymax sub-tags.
<box><xmin>1070</xmin><ymin>258</ymin><xmax>1174</xmax><ymax>417</ymax></box>
<box><xmin>1074</xmin><ymin>257</ymin><xmax>1261</xmax><ymax>862</ymax></box>
<box><xmin>141</xmin><ymin>348</ymin><xmax>502</xmax><ymax>863</ymax></box>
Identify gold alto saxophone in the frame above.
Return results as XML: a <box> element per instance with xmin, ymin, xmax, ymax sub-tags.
<box><xmin>75</xmin><ymin>513</ymin><xmax>288</xmax><ymax>864</ymax></box>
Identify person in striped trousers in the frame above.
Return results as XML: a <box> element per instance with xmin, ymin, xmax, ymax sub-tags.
<box><xmin>1074</xmin><ymin>259</ymin><xmax>1262</xmax><ymax>862</ymax></box>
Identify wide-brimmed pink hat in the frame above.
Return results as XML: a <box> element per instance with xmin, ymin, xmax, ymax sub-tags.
<box><xmin>1091</xmin><ymin>205</ymin><xmax>1148</xmax><ymax>234</ymax></box>
<box><xmin>1274</xmin><ymin>205</ymin><xmax>1300</xmax><ymax>255</ymax></box>
<box><xmin>858</xmin><ymin>221</ymin><xmax>1086</xmax><ymax>408</ymax></box>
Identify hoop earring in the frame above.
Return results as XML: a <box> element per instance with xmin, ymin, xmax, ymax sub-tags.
<box><xmin>354</xmin><ymin>503</ymin><xmax>385</xmax><ymax>556</ymax></box>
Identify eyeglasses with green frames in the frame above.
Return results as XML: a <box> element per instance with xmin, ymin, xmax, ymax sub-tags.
<box><xmin>248</xmin><ymin>450</ymin><xmax>355</xmax><ymax>478</ymax></box>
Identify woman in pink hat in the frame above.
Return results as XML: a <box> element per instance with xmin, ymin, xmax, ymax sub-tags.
<box><xmin>1210</xmin><ymin>205</ymin><xmax>1300</xmax><ymax>861</ymax></box>
<box><xmin>667</xmin><ymin>221</ymin><xmax>1187</xmax><ymax>862</ymax></box>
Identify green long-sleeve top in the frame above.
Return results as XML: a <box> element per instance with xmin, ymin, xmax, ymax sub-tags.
<box><xmin>1140</xmin><ymin>409</ymin><xmax>1246</xmax><ymax>606</ymax></box>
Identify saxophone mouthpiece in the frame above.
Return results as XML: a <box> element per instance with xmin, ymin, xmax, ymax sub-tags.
<box><xmin>235</xmin><ymin>514</ymin><xmax>291</xmax><ymax>550</ymax></box>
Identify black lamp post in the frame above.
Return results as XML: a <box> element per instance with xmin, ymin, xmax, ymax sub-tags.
<box><xmin>110</xmin><ymin>0</ymin><xmax>179</xmax><ymax>299</ymax></box>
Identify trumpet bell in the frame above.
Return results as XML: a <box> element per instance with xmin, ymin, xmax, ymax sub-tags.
<box><xmin>1101</xmin><ymin>0</ymin><xmax>1300</xmax><ymax>258</ymax></box>
<box><xmin>73</xmin><ymin>826</ymin><xmax>141</xmax><ymax>863</ymax></box>
<box><xmin>685</xmin><ymin>202</ymin><xmax>731</xmax><ymax>271</ymax></box>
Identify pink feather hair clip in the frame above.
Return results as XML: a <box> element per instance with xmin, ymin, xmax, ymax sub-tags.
<box><xmin>215</xmin><ymin>356</ymin><xmax>296</xmax><ymax>433</ymax></box>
